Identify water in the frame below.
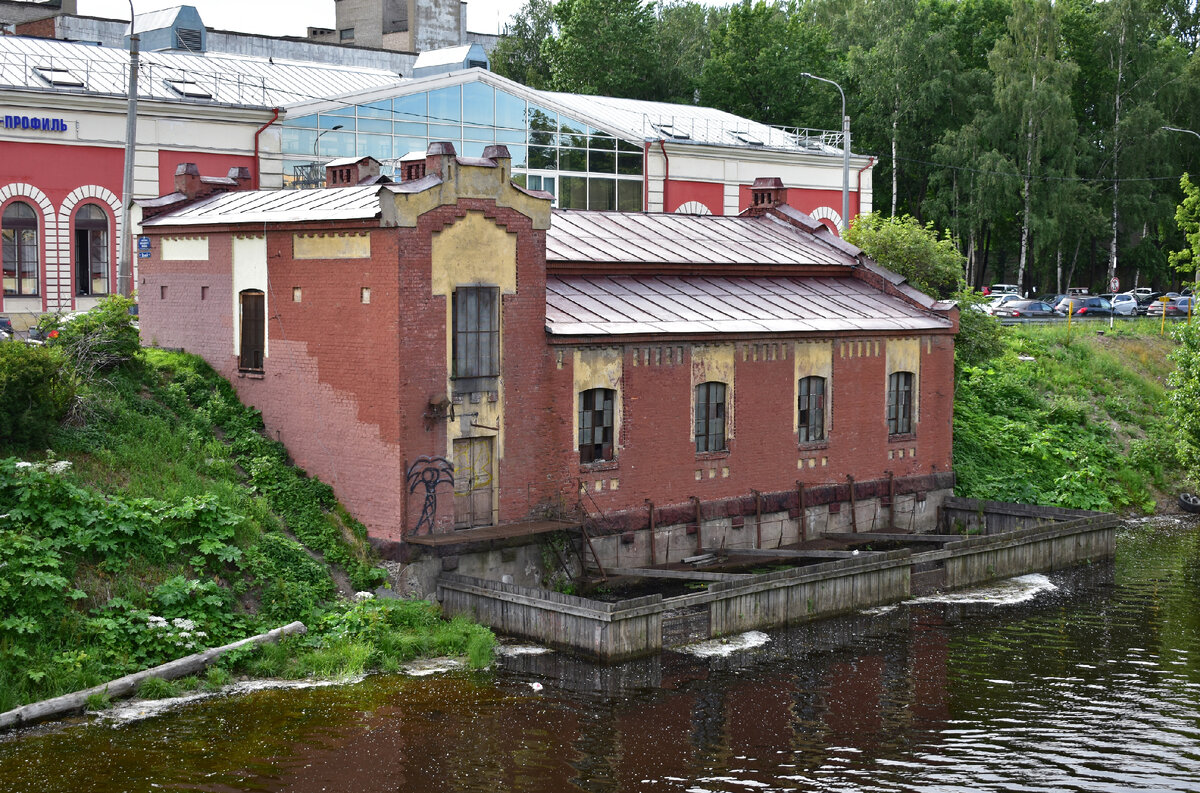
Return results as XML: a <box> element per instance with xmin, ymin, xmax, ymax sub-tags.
<box><xmin>3</xmin><ymin>517</ymin><xmax>1199</xmax><ymax>793</ymax></box>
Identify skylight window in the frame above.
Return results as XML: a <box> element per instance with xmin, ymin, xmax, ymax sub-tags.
<box><xmin>730</xmin><ymin>130</ymin><xmax>764</xmax><ymax>146</ymax></box>
<box><xmin>34</xmin><ymin>66</ymin><xmax>84</xmax><ymax>87</ymax></box>
<box><xmin>652</xmin><ymin>122</ymin><xmax>691</xmax><ymax>141</ymax></box>
<box><xmin>165</xmin><ymin>78</ymin><xmax>213</xmax><ymax>99</ymax></box>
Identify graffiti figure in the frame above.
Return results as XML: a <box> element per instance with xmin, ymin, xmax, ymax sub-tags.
<box><xmin>406</xmin><ymin>456</ymin><xmax>455</xmax><ymax>535</ymax></box>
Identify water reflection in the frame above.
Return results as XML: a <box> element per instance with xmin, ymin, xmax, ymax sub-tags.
<box><xmin>3</xmin><ymin>518</ymin><xmax>1199</xmax><ymax>793</ymax></box>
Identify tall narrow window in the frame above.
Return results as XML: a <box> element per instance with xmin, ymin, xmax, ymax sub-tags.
<box><xmin>579</xmin><ymin>388</ymin><xmax>615</xmax><ymax>463</ymax></box>
<box><xmin>74</xmin><ymin>204</ymin><xmax>109</xmax><ymax>296</ymax></box>
<box><xmin>452</xmin><ymin>286</ymin><xmax>499</xmax><ymax>392</ymax></box>
<box><xmin>798</xmin><ymin>376</ymin><xmax>826</xmax><ymax>442</ymax></box>
<box><xmin>239</xmin><ymin>289</ymin><xmax>265</xmax><ymax>372</ymax></box>
<box><xmin>695</xmin><ymin>381</ymin><xmax>727</xmax><ymax>453</ymax></box>
<box><xmin>887</xmin><ymin>371</ymin><xmax>914</xmax><ymax>436</ymax></box>
<box><xmin>2</xmin><ymin>201</ymin><xmax>39</xmax><ymax>296</ymax></box>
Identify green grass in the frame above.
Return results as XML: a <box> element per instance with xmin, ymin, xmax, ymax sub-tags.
<box><xmin>954</xmin><ymin>320</ymin><xmax>1185</xmax><ymax>512</ymax></box>
<box><xmin>0</xmin><ymin>346</ymin><xmax>493</xmax><ymax>713</ymax></box>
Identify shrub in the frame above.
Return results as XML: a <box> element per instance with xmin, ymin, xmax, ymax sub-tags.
<box><xmin>39</xmin><ymin>294</ymin><xmax>140</xmax><ymax>374</ymax></box>
<box><xmin>0</xmin><ymin>341</ymin><xmax>72</xmax><ymax>447</ymax></box>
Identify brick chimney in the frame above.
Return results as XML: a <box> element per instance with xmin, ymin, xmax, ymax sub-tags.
<box><xmin>748</xmin><ymin>177</ymin><xmax>786</xmax><ymax>214</ymax></box>
<box><xmin>482</xmin><ymin>144</ymin><xmax>511</xmax><ymax>182</ymax></box>
<box><xmin>426</xmin><ymin>141</ymin><xmax>456</xmax><ymax>181</ymax></box>
<box><xmin>227</xmin><ymin>166</ymin><xmax>252</xmax><ymax>190</ymax></box>
<box><xmin>174</xmin><ymin>163</ymin><xmax>202</xmax><ymax>199</ymax></box>
<box><xmin>399</xmin><ymin>151</ymin><xmax>427</xmax><ymax>182</ymax></box>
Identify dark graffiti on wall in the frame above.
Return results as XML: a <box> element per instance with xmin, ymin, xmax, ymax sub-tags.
<box><xmin>407</xmin><ymin>456</ymin><xmax>454</xmax><ymax>534</ymax></box>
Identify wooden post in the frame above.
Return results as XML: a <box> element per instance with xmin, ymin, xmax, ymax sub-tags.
<box><xmin>752</xmin><ymin>489</ymin><xmax>762</xmax><ymax>549</ymax></box>
<box><xmin>691</xmin><ymin>496</ymin><xmax>703</xmax><ymax>554</ymax></box>
<box><xmin>847</xmin><ymin>474</ymin><xmax>857</xmax><ymax>533</ymax></box>
<box><xmin>798</xmin><ymin>481</ymin><xmax>808</xmax><ymax>543</ymax></box>
<box><xmin>646</xmin><ymin>499</ymin><xmax>656</xmax><ymax>566</ymax></box>
<box><xmin>888</xmin><ymin>470</ymin><xmax>896</xmax><ymax>531</ymax></box>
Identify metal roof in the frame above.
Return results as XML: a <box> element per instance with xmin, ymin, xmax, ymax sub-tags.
<box><xmin>141</xmin><ymin>185</ymin><xmax>383</xmax><ymax>226</ymax></box>
<box><xmin>546</xmin><ymin>275</ymin><xmax>951</xmax><ymax>336</ymax></box>
<box><xmin>0</xmin><ymin>35</ymin><xmax>401</xmax><ymax>108</ymax></box>
<box><xmin>546</xmin><ymin>210</ymin><xmax>853</xmax><ymax>268</ymax></box>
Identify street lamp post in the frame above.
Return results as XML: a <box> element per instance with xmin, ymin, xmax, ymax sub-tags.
<box><xmin>310</xmin><ymin>125</ymin><xmax>343</xmax><ymax>187</ymax></box>
<box><xmin>1163</xmin><ymin>126</ymin><xmax>1200</xmax><ymax>142</ymax></box>
<box><xmin>801</xmin><ymin>72</ymin><xmax>850</xmax><ymax>234</ymax></box>
<box><xmin>117</xmin><ymin>0</ymin><xmax>139</xmax><ymax>298</ymax></box>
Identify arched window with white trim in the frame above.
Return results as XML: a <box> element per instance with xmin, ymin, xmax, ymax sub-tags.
<box><xmin>74</xmin><ymin>203</ymin><xmax>110</xmax><ymax>296</ymax></box>
<box><xmin>2</xmin><ymin>201</ymin><xmax>39</xmax><ymax>296</ymax></box>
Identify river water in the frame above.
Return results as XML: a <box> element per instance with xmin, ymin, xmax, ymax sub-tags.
<box><xmin>3</xmin><ymin>516</ymin><xmax>1200</xmax><ymax>793</ymax></box>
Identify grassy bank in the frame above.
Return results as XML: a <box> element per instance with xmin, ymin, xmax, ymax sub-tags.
<box><xmin>0</xmin><ymin>308</ymin><xmax>492</xmax><ymax>713</ymax></box>
<box><xmin>954</xmin><ymin>319</ymin><xmax>1185</xmax><ymax>512</ymax></box>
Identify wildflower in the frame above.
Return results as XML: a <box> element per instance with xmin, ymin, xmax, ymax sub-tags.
<box><xmin>354</xmin><ymin>591</ymin><xmax>375</xmax><ymax>601</ymax></box>
<box><xmin>48</xmin><ymin>460</ymin><xmax>72</xmax><ymax>474</ymax></box>
<box><xmin>172</xmin><ymin>618</ymin><xmax>196</xmax><ymax>631</ymax></box>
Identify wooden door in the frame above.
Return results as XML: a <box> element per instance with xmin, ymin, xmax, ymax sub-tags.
<box><xmin>453</xmin><ymin>437</ymin><xmax>494</xmax><ymax>529</ymax></box>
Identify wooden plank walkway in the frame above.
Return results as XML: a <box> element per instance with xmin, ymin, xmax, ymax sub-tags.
<box><xmin>405</xmin><ymin>519</ymin><xmax>580</xmax><ymax>547</ymax></box>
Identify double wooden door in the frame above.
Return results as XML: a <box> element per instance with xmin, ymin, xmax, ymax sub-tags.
<box><xmin>452</xmin><ymin>436</ymin><xmax>493</xmax><ymax>529</ymax></box>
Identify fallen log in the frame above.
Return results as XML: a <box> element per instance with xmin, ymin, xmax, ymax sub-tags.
<box><xmin>0</xmin><ymin>620</ymin><xmax>307</xmax><ymax>732</ymax></box>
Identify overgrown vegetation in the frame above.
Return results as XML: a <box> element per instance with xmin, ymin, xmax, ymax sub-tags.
<box><xmin>1168</xmin><ymin>322</ymin><xmax>1200</xmax><ymax>487</ymax></box>
<box><xmin>0</xmin><ymin>298</ymin><xmax>493</xmax><ymax>713</ymax></box>
<box><xmin>954</xmin><ymin>320</ymin><xmax>1185</xmax><ymax>512</ymax></box>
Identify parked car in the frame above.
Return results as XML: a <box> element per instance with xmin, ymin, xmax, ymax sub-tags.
<box><xmin>0</xmin><ymin>316</ymin><xmax>13</xmax><ymax>339</ymax></box>
<box><xmin>1145</xmin><ymin>296</ymin><xmax>1192</xmax><ymax>317</ymax></box>
<box><xmin>984</xmin><ymin>294</ymin><xmax>1025</xmax><ymax>315</ymax></box>
<box><xmin>1037</xmin><ymin>293</ymin><xmax>1068</xmax><ymax>308</ymax></box>
<box><xmin>1109</xmin><ymin>293</ymin><xmax>1138</xmax><ymax>316</ymax></box>
<box><xmin>1057</xmin><ymin>296</ymin><xmax>1113</xmax><ymax>317</ymax></box>
<box><xmin>990</xmin><ymin>283</ymin><xmax>1021</xmax><ymax>295</ymax></box>
<box><xmin>1136</xmin><ymin>292</ymin><xmax>1165</xmax><ymax>314</ymax></box>
<box><xmin>1133</xmin><ymin>287</ymin><xmax>1155</xmax><ymax>297</ymax></box>
<box><xmin>992</xmin><ymin>300</ymin><xmax>1060</xmax><ymax>319</ymax></box>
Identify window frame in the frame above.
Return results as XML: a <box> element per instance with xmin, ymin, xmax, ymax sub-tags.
<box><xmin>578</xmin><ymin>387</ymin><xmax>615</xmax><ymax>463</ymax></box>
<box><xmin>694</xmin><ymin>381</ymin><xmax>728</xmax><ymax>453</ymax></box>
<box><xmin>798</xmin><ymin>375</ymin><xmax>826</xmax><ymax>443</ymax></box>
<box><xmin>887</xmin><ymin>371</ymin><xmax>914</xmax><ymax>436</ymax></box>
<box><xmin>451</xmin><ymin>285</ymin><xmax>500</xmax><ymax>393</ymax></box>
<box><xmin>73</xmin><ymin>203</ymin><xmax>109</xmax><ymax>297</ymax></box>
<box><xmin>239</xmin><ymin>289</ymin><xmax>265</xmax><ymax>372</ymax></box>
<box><xmin>2</xmin><ymin>201</ymin><xmax>39</xmax><ymax>297</ymax></box>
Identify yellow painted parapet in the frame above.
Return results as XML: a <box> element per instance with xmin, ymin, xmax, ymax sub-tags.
<box><xmin>293</xmin><ymin>233</ymin><xmax>371</xmax><ymax>260</ymax></box>
<box><xmin>382</xmin><ymin>150</ymin><xmax>552</xmax><ymax>230</ymax></box>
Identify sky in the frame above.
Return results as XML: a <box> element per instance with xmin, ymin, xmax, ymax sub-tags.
<box><xmin>77</xmin><ymin>0</ymin><xmax>527</xmax><ymax>37</ymax></box>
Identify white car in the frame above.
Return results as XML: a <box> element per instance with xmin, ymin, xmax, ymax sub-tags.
<box><xmin>1110</xmin><ymin>293</ymin><xmax>1138</xmax><ymax>316</ymax></box>
<box><xmin>984</xmin><ymin>294</ymin><xmax>1025</xmax><ymax>315</ymax></box>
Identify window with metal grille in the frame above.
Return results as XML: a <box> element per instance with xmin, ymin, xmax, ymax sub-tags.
<box><xmin>578</xmin><ymin>388</ymin><xmax>615</xmax><ymax>463</ymax></box>
<box><xmin>798</xmin><ymin>376</ymin><xmax>826</xmax><ymax>442</ymax></box>
<box><xmin>2</xmin><ymin>201</ymin><xmax>39</xmax><ymax>296</ymax></box>
<box><xmin>887</xmin><ymin>371</ymin><xmax>914</xmax><ymax>436</ymax></box>
<box><xmin>239</xmin><ymin>290</ymin><xmax>265</xmax><ymax>372</ymax></box>
<box><xmin>74</xmin><ymin>204</ymin><xmax>109</xmax><ymax>296</ymax></box>
<box><xmin>452</xmin><ymin>286</ymin><xmax>499</xmax><ymax>392</ymax></box>
<box><xmin>695</xmin><ymin>381</ymin><xmax>727</xmax><ymax>453</ymax></box>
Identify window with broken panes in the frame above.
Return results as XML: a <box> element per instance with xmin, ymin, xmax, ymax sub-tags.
<box><xmin>798</xmin><ymin>376</ymin><xmax>826</xmax><ymax>442</ymax></box>
<box><xmin>579</xmin><ymin>388</ymin><xmax>615</xmax><ymax>463</ymax></box>
<box><xmin>694</xmin><ymin>381</ymin><xmax>727</xmax><ymax>453</ymax></box>
<box><xmin>239</xmin><ymin>289</ymin><xmax>265</xmax><ymax>372</ymax></box>
<box><xmin>452</xmin><ymin>286</ymin><xmax>499</xmax><ymax>392</ymax></box>
<box><xmin>887</xmin><ymin>371</ymin><xmax>914</xmax><ymax>436</ymax></box>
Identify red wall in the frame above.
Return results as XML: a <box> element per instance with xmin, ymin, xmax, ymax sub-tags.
<box><xmin>664</xmin><ymin>180</ymin><xmax>725</xmax><ymax>215</ymax></box>
<box><xmin>0</xmin><ymin>141</ymin><xmax>123</xmax><ymax>208</ymax></box>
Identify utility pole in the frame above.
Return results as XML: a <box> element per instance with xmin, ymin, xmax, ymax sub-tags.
<box><xmin>801</xmin><ymin>72</ymin><xmax>851</xmax><ymax>234</ymax></box>
<box><xmin>117</xmin><ymin>1</ymin><xmax>139</xmax><ymax>298</ymax></box>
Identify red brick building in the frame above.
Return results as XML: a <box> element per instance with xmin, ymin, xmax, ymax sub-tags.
<box><xmin>138</xmin><ymin>144</ymin><xmax>958</xmax><ymax>566</ymax></box>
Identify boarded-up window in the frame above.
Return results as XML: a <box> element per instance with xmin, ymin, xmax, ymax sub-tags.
<box><xmin>798</xmin><ymin>376</ymin><xmax>826</xmax><ymax>442</ymax></box>
<box><xmin>887</xmin><ymin>371</ymin><xmax>914</xmax><ymax>435</ymax></box>
<box><xmin>452</xmin><ymin>286</ymin><xmax>499</xmax><ymax>392</ymax></box>
<box><xmin>579</xmin><ymin>388</ymin><xmax>614</xmax><ymax>463</ymax></box>
<box><xmin>239</xmin><ymin>289</ymin><xmax>265</xmax><ymax>372</ymax></box>
<box><xmin>695</xmin><ymin>381</ymin><xmax>727</xmax><ymax>453</ymax></box>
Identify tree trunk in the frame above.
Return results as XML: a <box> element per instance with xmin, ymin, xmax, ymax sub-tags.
<box><xmin>891</xmin><ymin>109</ymin><xmax>899</xmax><ymax>217</ymax></box>
<box><xmin>1056</xmin><ymin>243</ymin><xmax>1063</xmax><ymax>293</ymax></box>
<box><xmin>0</xmin><ymin>621</ymin><xmax>307</xmax><ymax>732</ymax></box>
<box><xmin>1108</xmin><ymin>14</ymin><xmax>1126</xmax><ymax>283</ymax></box>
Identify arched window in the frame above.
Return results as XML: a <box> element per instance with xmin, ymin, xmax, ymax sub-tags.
<box><xmin>239</xmin><ymin>289</ymin><xmax>265</xmax><ymax>372</ymax></box>
<box><xmin>2</xmin><ymin>201</ymin><xmax>39</xmax><ymax>296</ymax></box>
<box><xmin>74</xmin><ymin>204</ymin><xmax>109</xmax><ymax>296</ymax></box>
<box><xmin>695</xmin><ymin>381</ymin><xmax>727</xmax><ymax>453</ymax></box>
<box><xmin>798</xmin><ymin>376</ymin><xmax>826</xmax><ymax>442</ymax></box>
<box><xmin>578</xmin><ymin>388</ymin><xmax>615</xmax><ymax>463</ymax></box>
<box><xmin>887</xmin><ymin>371</ymin><xmax>914</xmax><ymax>436</ymax></box>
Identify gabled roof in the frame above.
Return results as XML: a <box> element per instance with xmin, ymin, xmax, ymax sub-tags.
<box><xmin>0</xmin><ymin>35</ymin><xmax>401</xmax><ymax>108</ymax></box>
<box><xmin>546</xmin><ymin>210</ymin><xmax>856</xmax><ymax>268</ymax></box>
<box><xmin>545</xmin><ymin>275</ymin><xmax>953</xmax><ymax>336</ymax></box>
<box><xmin>141</xmin><ymin>185</ymin><xmax>384</xmax><ymax>225</ymax></box>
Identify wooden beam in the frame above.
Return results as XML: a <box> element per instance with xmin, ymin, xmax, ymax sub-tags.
<box><xmin>605</xmin><ymin>567</ymin><xmax>751</xmax><ymax>582</ymax></box>
<box><xmin>704</xmin><ymin>547</ymin><xmax>865</xmax><ymax>559</ymax></box>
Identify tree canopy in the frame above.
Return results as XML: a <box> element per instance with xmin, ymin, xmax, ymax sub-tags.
<box><xmin>489</xmin><ymin>0</ymin><xmax>1200</xmax><ymax>294</ymax></box>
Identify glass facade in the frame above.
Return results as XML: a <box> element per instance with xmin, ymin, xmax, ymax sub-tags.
<box><xmin>281</xmin><ymin>83</ymin><xmax>644</xmax><ymax>210</ymax></box>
